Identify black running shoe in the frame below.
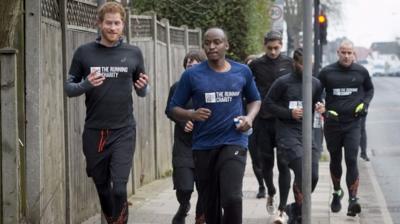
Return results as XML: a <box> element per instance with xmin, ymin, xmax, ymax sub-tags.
<box><xmin>285</xmin><ymin>203</ymin><xmax>294</xmax><ymax>224</ymax></box>
<box><xmin>256</xmin><ymin>186</ymin><xmax>266</xmax><ymax>198</ymax></box>
<box><xmin>360</xmin><ymin>154</ymin><xmax>370</xmax><ymax>161</ymax></box>
<box><xmin>172</xmin><ymin>203</ymin><xmax>190</xmax><ymax>224</ymax></box>
<box><xmin>286</xmin><ymin>203</ymin><xmax>301</xmax><ymax>224</ymax></box>
<box><xmin>330</xmin><ymin>188</ymin><xmax>344</xmax><ymax>213</ymax></box>
<box><xmin>347</xmin><ymin>197</ymin><xmax>361</xmax><ymax>217</ymax></box>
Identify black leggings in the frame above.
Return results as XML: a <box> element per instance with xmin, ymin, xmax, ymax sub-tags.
<box><xmin>360</xmin><ymin>116</ymin><xmax>367</xmax><ymax>155</ymax></box>
<box><xmin>324</xmin><ymin>120</ymin><xmax>361</xmax><ymax>198</ymax></box>
<box><xmin>252</xmin><ymin>118</ymin><xmax>277</xmax><ymax>196</ymax></box>
<box><xmin>95</xmin><ymin>181</ymin><xmax>128</xmax><ymax>224</ymax></box>
<box><xmin>277</xmin><ymin>155</ymin><xmax>319</xmax><ymax>210</ymax></box>
<box><xmin>248</xmin><ymin>134</ymin><xmax>265</xmax><ymax>188</ymax></box>
<box><xmin>176</xmin><ymin>189</ymin><xmax>192</xmax><ymax>206</ymax></box>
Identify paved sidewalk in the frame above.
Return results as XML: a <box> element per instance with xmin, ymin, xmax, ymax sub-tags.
<box><xmin>83</xmin><ymin>153</ymin><xmax>393</xmax><ymax>224</ymax></box>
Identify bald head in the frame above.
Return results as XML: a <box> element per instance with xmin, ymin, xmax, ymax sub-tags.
<box><xmin>338</xmin><ymin>39</ymin><xmax>354</xmax><ymax>50</ymax></box>
<box><xmin>204</xmin><ymin>28</ymin><xmax>228</xmax><ymax>42</ymax></box>
<box><xmin>203</xmin><ymin>27</ymin><xmax>229</xmax><ymax>62</ymax></box>
<box><xmin>337</xmin><ymin>39</ymin><xmax>355</xmax><ymax>67</ymax></box>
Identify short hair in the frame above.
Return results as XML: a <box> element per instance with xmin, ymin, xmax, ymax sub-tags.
<box><xmin>97</xmin><ymin>2</ymin><xmax>126</xmax><ymax>23</ymax></box>
<box><xmin>264</xmin><ymin>30</ymin><xmax>283</xmax><ymax>44</ymax></box>
<box><xmin>293</xmin><ymin>48</ymin><xmax>303</xmax><ymax>62</ymax></box>
<box><xmin>339</xmin><ymin>39</ymin><xmax>354</xmax><ymax>49</ymax></box>
<box><xmin>183</xmin><ymin>50</ymin><xmax>207</xmax><ymax>69</ymax></box>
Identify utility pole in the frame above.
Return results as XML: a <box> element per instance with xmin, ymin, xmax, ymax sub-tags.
<box><xmin>314</xmin><ymin>0</ymin><xmax>321</xmax><ymax>73</ymax></box>
<box><xmin>302</xmin><ymin>0</ymin><xmax>313</xmax><ymax>223</ymax></box>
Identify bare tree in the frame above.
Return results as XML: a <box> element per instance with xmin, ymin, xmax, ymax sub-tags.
<box><xmin>284</xmin><ymin>0</ymin><xmax>342</xmax><ymax>50</ymax></box>
<box><xmin>284</xmin><ymin>0</ymin><xmax>303</xmax><ymax>49</ymax></box>
<box><xmin>0</xmin><ymin>0</ymin><xmax>22</xmax><ymax>48</ymax></box>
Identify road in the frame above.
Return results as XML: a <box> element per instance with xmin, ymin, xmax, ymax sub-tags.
<box><xmin>367</xmin><ymin>77</ymin><xmax>400</xmax><ymax>223</ymax></box>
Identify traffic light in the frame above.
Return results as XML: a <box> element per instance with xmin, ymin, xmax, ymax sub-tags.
<box><xmin>318</xmin><ymin>12</ymin><xmax>328</xmax><ymax>45</ymax></box>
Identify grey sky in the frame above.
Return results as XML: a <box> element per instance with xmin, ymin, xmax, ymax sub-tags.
<box><xmin>329</xmin><ymin>0</ymin><xmax>400</xmax><ymax>48</ymax></box>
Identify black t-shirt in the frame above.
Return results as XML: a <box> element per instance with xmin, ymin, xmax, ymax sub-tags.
<box><xmin>68</xmin><ymin>41</ymin><xmax>145</xmax><ymax>129</ymax></box>
<box><xmin>249</xmin><ymin>54</ymin><xmax>294</xmax><ymax>118</ymax></box>
<box><xmin>165</xmin><ymin>81</ymin><xmax>193</xmax><ymax>147</ymax></box>
<box><xmin>264</xmin><ymin>72</ymin><xmax>323</xmax><ymax>126</ymax></box>
<box><xmin>318</xmin><ymin>62</ymin><xmax>374</xmax><ymax>122</ymax></box>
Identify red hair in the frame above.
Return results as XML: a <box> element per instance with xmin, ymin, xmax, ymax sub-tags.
<box><xmin>97</xmin><ymin>2</ymin><xmax>126</xmax><ymax>22</ymax></box>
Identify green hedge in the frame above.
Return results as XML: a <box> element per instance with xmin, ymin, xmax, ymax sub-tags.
<box><xmin>133</xmin><ymin>0</ymin><xmax>271</xmax><ymax>61</ymax></box>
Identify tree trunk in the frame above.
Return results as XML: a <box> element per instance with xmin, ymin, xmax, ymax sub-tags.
<box><xmin>0</xmin><ymin>0</ymin><xmax>22</xmax><ymax>48</ymax></box>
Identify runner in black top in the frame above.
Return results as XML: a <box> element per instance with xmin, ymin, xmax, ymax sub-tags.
<box><xmin>64</xmin><ymin>2</ymin><xmax>149</xmax><ymax>223</ymax></box>
<box><xmin>165</xmin><ymin>50</ymin><xmax>207</xmax><ymax>224</ymax></box>
<box><xmin>318</xmin><ymin>40</ymin><xmax>374</xmax><ymax>217</ymax></box>
<box><xmin>248</xmin><ymin>30</ymin><xmax>293</xmax><ymax>213</ymax></box>
<box><xmin>244</xmin><ymin>54</ymin><xmax>267</xmax><ymax>199</ymax></box>
<box><xmin>265</xmin><ymin>48</ymin><xmax>325</xmax><ymax>223</ymax></box>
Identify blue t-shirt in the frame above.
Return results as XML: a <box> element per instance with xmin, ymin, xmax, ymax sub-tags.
<box><xmin>169</xmin><ymin>60</ymin><xmax>261</xmax><ymax>150</ymax></box>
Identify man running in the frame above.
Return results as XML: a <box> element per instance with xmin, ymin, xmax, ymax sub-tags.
<box><xmin>318</xmin><ymin>40</ymin><xmax>374</xmax><ymax>217</ymax></box>
<box><xmin>165</xmin><ymin>50</ymin><xmax>207</xmax><ymax>224</ymax></box>
<box><xmin>248</xmin><ymin>30</ymin><xmax>294</xmax><ymax>213</ymax></box>
<box><xmin>265</xmin><ymin>48</ymin><xmax>324</xmax><ymax>223</ymax></box>
<box><xmin>169</xmin><ymin>28</ymin><xmax>261</xmax><ymax>224</ymax></box>
<box><xmin>64</xmin><ymin>2</ymin><xmax>149</xmax><ymax>223</ymax></box>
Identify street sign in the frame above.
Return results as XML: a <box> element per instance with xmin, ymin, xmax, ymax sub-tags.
<box><xmin>270</xmin><ymin>5</ymin><xmax>283</xmax><ymax>20</ymax></box>
<box><xmin>270</xmin><ymin>0</ymin><xmax>284</xmax><ymax>32</ymax></box>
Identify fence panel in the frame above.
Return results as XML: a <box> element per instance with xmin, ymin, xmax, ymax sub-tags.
<box><xmin>40</xmin><ymin>19</ymin><xmax>66</xmax><ymax>224</ymax></box>
<box><xmin>0</xmin><ymin>48</ymin><xmax>20</xmax><ymax>224</ymax></box>
<box><xmin>131</xmin><ymin>40</ymin><xmax>157</xmax><ymax>189</ymax></box>
<box><xmin>170</xmin><ymin>45</ymin><xmax>187</xmax><ymax>84</ymax></box>
<box><xmin>154</xmin><ymin>42</ymin><xmax>173</xmax><ymax>177</ymax></box>
<box><xmin>65</xmin><ymin>27</ymin><xmax>100</xmax><ymax>223</ymax></box>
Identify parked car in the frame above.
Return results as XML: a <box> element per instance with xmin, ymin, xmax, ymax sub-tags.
<box><xmin>371</xmin><ymin>64</ymin><xmax>385</xmax><ymax>77</ymax></box>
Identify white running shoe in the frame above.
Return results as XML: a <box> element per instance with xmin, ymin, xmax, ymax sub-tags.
<box><xmin>271</xmin><ymin>209</ymin><xmax>288</xmax><ymax>224</ymax></box>
<box><xmin>266</xmin><ymin>195</ymin><xmax>276</xmax><ymax>215</ymax></box>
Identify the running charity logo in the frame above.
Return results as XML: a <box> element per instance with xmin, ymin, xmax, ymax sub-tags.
<box><xmin>90</xmin><ymin>66</ymin><xmax>128</xmax><ymax>78</ymax></box>
<box><xmin>333</xmin><ymin>88</ymin><xmax>358</xmax><ymax>96</ymax></box>
<box><xmin>205</xmin><ymin>91</ymin><xmax>240</xmax><ymax>103</ymax></box>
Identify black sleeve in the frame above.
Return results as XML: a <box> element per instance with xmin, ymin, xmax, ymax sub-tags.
<box><xmin>64</xmin><ymin>47</ymin><xmax>93</xmax><ymax>97</ymax></box>
<box><xmin>248</xmin><ymin>61</ymin><xmax>257</xmax><ymax>81</ymax></box>
<box><xmin>312</xmin><ymin>79</ymin><xmax>323</xmax><ymax>105</ymax></box>
<box><xmin>165</xmin><ymin>82</ymin><xmax>187</xmax><ymax>128</ymax></box>
<box><xmin>317</xmin><ymin>69</ymin><xmax>326</xmax><ymax>88</ymax></box>
<box><xmin>264</xmin><ymin>79</ymin><xmax>292</xmax><ymax>119</ymax></box>
<box><xmin>165</xmin><ymin>83</ymin><xmax>178</xmax><ymax>121</ymax></box>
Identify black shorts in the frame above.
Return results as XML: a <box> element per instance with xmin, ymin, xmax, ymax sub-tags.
<box><xmin>276</xmin><ymin>126</ymin><xmax>321</xmax><ymax>165</ymax></box>
<box><xmin>251</xmin><ymin>117</ymin><xmax>276</xmax><ymax>158</ymax></box>
<box><xmin>193</xmin><ymin>145</ymin><xmax>247</xmax><ymax>205</ymax></box>
<box><xmin>82</xmin><ymin>125</ymin><xmax>136</xmax><ymax>184</ymax></box>
<box><xmin>172</xmin><ymin>167</ymin><xmax>195</xmax><ymax>191</ymax></box>
<box><xmin>324</xmin><ymin>120</ymin><xmax>361</xmax><ymax>154</ymax></box>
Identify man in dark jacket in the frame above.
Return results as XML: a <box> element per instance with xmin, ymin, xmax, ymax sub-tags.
<box><xmin>64</xmin><ymin>2</ymin><xmax>149</xmax><ymax>223</ymax></box>
<box><xmin>248</xmin><ymin>30</ymin><xmax>294</xmax><ymax>213</ymax></box>
<box><xmin>318</xmin><ymin>40</ymin><xmax>374</xmax><ymax>217</ymax></box>
<box><xmin>165</xmin><ymin>50</ymin><xmax>206</xmax><ymax>224</ymax></box>
<box><xmin>265</xmin><ymin>48</ymin><xmax>325</xmax><ymax>223</ymax></box>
